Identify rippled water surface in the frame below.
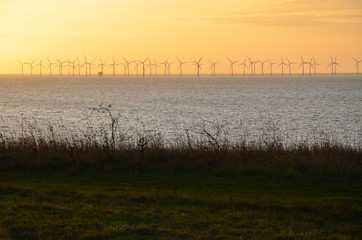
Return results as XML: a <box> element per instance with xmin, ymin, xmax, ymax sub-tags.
<box><xmin>0</xmin><ymin>74</ymin><xmax>361</xmax><ymax>145</ymax></box>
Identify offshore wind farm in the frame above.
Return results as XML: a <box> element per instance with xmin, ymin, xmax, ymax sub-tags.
<box><xmin>12</xmin><ymin>56</ymin><xmax>362</xmax><ymax>76</ymax></box>
<box><xmin>1</xmin><ymin>0</ymin><xmax>362</xmax><ymax>239</ymax></box>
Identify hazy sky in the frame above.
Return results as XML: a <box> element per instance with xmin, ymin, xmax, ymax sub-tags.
<box><xmin>0</xmin><ymin>0</ymin><xmax>361</xmax><ymax>74</ymax></box>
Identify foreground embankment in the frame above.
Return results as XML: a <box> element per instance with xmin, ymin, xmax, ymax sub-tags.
<box><xmin>0</xmin><ymin>117</ymin><xmax>361</xmax><ymax>239</ymax></box>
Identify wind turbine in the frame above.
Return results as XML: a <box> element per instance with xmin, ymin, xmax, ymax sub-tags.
<box><xmin>152</xmin><ymin>59</ymin><xmax>159</xmax><ymax>76</ymax></box>
<box><xmin>239</xmin><ymin>58</ymin><xmax>249</xmax><ymax>75</ymax></box>
<box><xmin>286</xmin><ymin>58</ymin><xmax>296</xmax><ymax>75</ymax></box>
<box><xmin>209</xmin><ymin>60</ymin><xmax>217</xmax><ymax>76</ymax></box>
<box><xmin>177</xmin><ymin>57</ymin><xmax>188</xmax><ymax>76</ymax></box>
<box><xmin>311</xmin><ymin>58</ymin><xmax>320</xmax><ymax>75</ymax></box>
<box><xmin>147</xmin><ymin>58</ymin><xmax>152</xmax><ymax>76</ymax></box>
<box><xmin>69</xmin><ymin>58</ymin><xmax>78</xmax><ymax>77</ymax></box>
<box><xmin>268</xmin><ymin>59</ymin><xmax>277</xmax><ymax>75</ymax></box>
<box><xmin>97</xmin><ymin>57</ymin><xmax>107</xmax><ymax>74</ymax></box>
<box><xmin>137</xmin><ymin>58</ymin><xmax>149</xmax><ymax>77</ymax></box>
<box><xmin>328</xmin><ymin>56</ymin><xmax>339</xmax><ymax>75</ymax></box>
<box><xmin>258</xmin><ymin>59</ymin><xmax>268</xmax><ymax>75</ymax></box>
<box><xmin>27</xmin><ymin>60</ymin><xmax>35</xmax><ymax>76</ymax></box>
<box><xmin>167</xmin><ymin>61</ymin><xmax>173</xmax><ymax>76</ymax></box>
<box><xmin>123</xmin><ymin>58</ymin><xmax>133</xmax><ymax>77</ymax></box>
<box><xmin>76</xmin><ymin>58</ymin><xmax>82</xmax><ymax>76</ymax></box>
<box><xmin>35</xmin><ymin>57</ymin><xmax>45</xmax><ymax>76</ymax></box>
<box><xmin>247</xmin><ymin>57</ymin><xmax>258</xmax><ymax>75</ymax></box>
<box><xmin>227</xmin><ymin>58</ymin><xmax>238</xmax><ymax>76</ymax></box>
<box><xmin>109</xmin><ymin>57</ymin><xmax>119</xmax><ymax>77</ymax></box>
<box><xmin>47</xmin><ymin>58</ymin><xmax>57</xmax><ymax>77</ymax></box>
<box><xmin>299</xmin><ymin>56</ymin><xmax>309</xmax><ymax>76</ymax></box>
<box><xmin>88</xmin><ymin>59</ymin><xmax>95</xmax><ymax>76</ymax></box>
<box><xmin>83</xmin><ymin>55</ymin><xmax>90</xmax><ymax>77</ymax></box>
<box><xmin>353</xmin><ymin>58</ymin><xmax>361</xmax><ymax>75</ymax></box>
<box><xmin>192</xmin><ymin>57</ymin><xmax>203</xmax><ymax>76</ymax></box>
<box><xmin>17</xmin><ymin>60</ymin><xmax>25</xmax><ymax>76</ymax></box>
<box><xmin>159</xmin><ymin>58</ymin><xmax>169</xmax><ymax>76</ymax></box>
<box><xmin>278</xmin><ymin>56</ymin><xmax>287</xmax><ymax>75</ymax></box>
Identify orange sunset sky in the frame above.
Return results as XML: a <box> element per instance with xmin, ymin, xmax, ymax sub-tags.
<box><xmin>0</xmin><ymin>0</ymin><xmax>361</xmax><ymax>74</ymax></box>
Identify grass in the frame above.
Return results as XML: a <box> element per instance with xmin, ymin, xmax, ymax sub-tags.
<box><xmin>1</xmin><ymin>159</ymin><xmax>362</xmax><ymax>240</ymax></box>
<box><xmin>0</xmin><ymin>112</ymin><xmax>361</xmax><ymax>239</ymax></box>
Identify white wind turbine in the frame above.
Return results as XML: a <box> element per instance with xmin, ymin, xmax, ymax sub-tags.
<box><xmin>147</xmin><ymin>58</ymin><xmax>152</xmax><ymax>76</ymax></box>
<box><xmin>286</xmin><ymin>58</ymin><xmax>296</xmax><ymax>75</ymax></box>
<box><xmin>83</xmin><ymin>55</ymin><xmax>90</xmax><ymax>77</ymax></box>
<box><xmin>327</xmin><ymin>56</ymin><xmax>339</xmax><ymax>75</ymax></box>
<box><xmin>209</xmin><ymin>60</ymin><xmax>217</xmax><ymax>76</ymax></box>
<box><xmin>192</xmin><ymin>57</ymin><xmax>203</xmax><ymax>76</ymax></box>
<box><xmin>152</xmin><ymin>59</ymin><xmax>159</xmax><ymax>76</ymax></box>
<box><xmin>247</xmin><ymin>57</ymin><xmax>258</xmax><ymax>75</ymax></box>
<box><xmin>47</xmin><ymin>58</ymin><xmax>57</xmax><ymax>77</ymax></box>
<box><xmin>278</xmin><ymin>56</ymin><xmax>287</xmax><ymax>75</ymax></box>
<box><xmin>311</xmin><ymin>57</ymin><xmax>320</xmax><ymax>75</ymax></box>
<box><xmin>353</xmin><ymin>58</ymin><xmax>361</xmax><ymax>75</ymax></box>
<box><xmin>299</xmin><ymin>56</ymin><xmax>309</xmax><ymax>76</ymax></box>
<box><xmin>227</xmin><ymin>57</ymin><xmax>238</xmax><ymax>76</ymax></box>
<box><xmin>17</xmin><ymin>60</ymin><xmax>25</xmax><ymax>76</ymax></box>
<box><xmin>239</xmin><ymin>58</ymin><xmax>249</xmax><ymax>75</ymax></box>
<box><xmin>97</xmin><ymin>57</ymin><xmax>107</xmax><ymax>74</ymax></box>
<box><xmin>137</xmin><ymin>58</ymin><xmax>149</xmax><ymax>77</ymax></box>
<box><xmin>88</xmin><ymin>59</ymin><xmax>95</xmax><ymax>76</ymax></box>
<box><xmin>27</xmin><ymin>60</ymin><xmax>35</xmax><ymax>76</ymax></box>
<box><xmin>167</xmin><ymin>60</ymin><xmax>173</xmax><ymax>76</ymax></box>
<box><xmin>35</xmin><ymin>57</ymin><xmax>45</xmax><ymax>76</ymax></box>
<box><xmin>268</xmin><ymin>59</ymin><xmax>277</xmax><ymax>75</ymax></box>
<box><xmin>258</xmin><ymin>59</ymin><xmax>268</xmax><ymax>75</ymax></box>
<box><xmin>123</xmin><ymin>58</ymin><xmax>133</xmax><ymax>77</ymax></box>
<box><xmin>109</xmin><ymin>57</ymin><xmax>120</xmax><ymax>77</ymax></box>
<box><xmin>76</xmin><ymin>58</ymin><xmax>82</xmax><ymax>76</ymax></box>
<box><xmin>70</xmin><ymin>58</ymin><xmax>78</xmax><ymax>77</ymax></box>
<box><xmin>177</xmin><ymin>57</ymin><xmax>188</xmax><ymax>76</ymax></box>
<box><xmin>159</xmin><ymin>58</ymin><xmax>169</xmax><ymax>76</ymax></box>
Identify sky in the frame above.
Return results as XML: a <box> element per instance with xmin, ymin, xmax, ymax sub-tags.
<box><xmin>0</xmin><ymin>0</ymin><xmax>361</xmax><ymax>74</ymax></box>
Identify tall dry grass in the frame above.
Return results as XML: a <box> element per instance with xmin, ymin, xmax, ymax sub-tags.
<box><xmin>0</xmin><ymin>106</ymin><xmax>361</xmax><ymax>177</ymax></box>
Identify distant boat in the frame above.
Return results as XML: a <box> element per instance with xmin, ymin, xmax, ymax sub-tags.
<box><xmin>98</xmin><ymin>72</ymin><xmax>103</xmax><ymax>77</ymax></box>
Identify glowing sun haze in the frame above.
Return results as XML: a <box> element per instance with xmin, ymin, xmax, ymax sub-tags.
<box><xmin>0</xmin><ymin>0</ymin><xmax>361</xmax><ymax>74</ymax></box>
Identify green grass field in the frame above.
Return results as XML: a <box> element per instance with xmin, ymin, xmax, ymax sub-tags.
<box><xmin>1</xmin><ymin>164</ymin><xmax>361</xmax><ymax>240</ymax></box>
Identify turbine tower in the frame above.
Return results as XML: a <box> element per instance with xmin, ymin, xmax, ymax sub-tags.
<box><xmin>227</xmin><ymin>57</ymin><xmax>238</xmax><ymax>76</ymax></box>
<box><xmin>177</xmin><ymin>57</ymin><xmax>188</xmax><ymax>76</ymax></box>
<box><xmin>353</xmin><ymin>58</ymin><xmax>361</xmax><ymax>75</ymax></box>
<box><xmin>278</xmin><ymin>56</ymin><xmax>287</xmax><ymax>75</ymax></box>
<box><xmin>286</xmin><ymin>58</ymin><xmax>295</xmax><ymax>75</ymax></box>
<box><xmin>192</xmin><ymin>57</ymin><xmax>203</xmax><ymax>76</ymax></box>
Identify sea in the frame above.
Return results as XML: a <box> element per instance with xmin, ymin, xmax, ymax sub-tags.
<box><xmin>0</xmin><ymin>74</ymin><xmax>361</xmax><ymax>146</ymax></box>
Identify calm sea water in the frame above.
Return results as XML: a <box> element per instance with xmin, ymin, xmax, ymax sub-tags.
<box><xmin>0</xmin><ymin>74</ymin><xmax>361</xmax><ymax>146</ymax></box>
